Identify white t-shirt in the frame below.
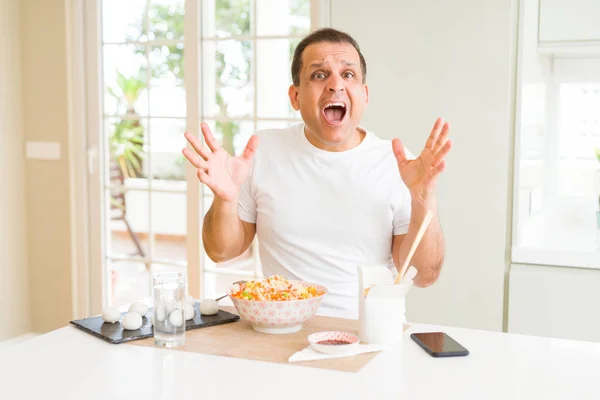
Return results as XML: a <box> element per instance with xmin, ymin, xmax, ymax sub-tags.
<box><xmin>238</xmin><ymin>123</ymin><xmax>413</xmax><ymax>319</ymax></box>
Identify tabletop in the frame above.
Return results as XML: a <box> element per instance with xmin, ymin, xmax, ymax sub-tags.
<box><xmin>1</xmin><ymin>318</ymin><xmax>599</xmax><ymax>399</ymax></box>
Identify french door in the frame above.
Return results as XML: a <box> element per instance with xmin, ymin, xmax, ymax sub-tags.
<box><xmin>83</xmin><ymin>0</ymin><xmax>328</xmax><ymax>313</ymax></box>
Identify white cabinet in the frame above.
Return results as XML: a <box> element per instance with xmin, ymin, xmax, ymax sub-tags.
<box><xmin>508</xmin><ymin>264</ymin><xmax>600</xmax><ymax>342</ymax></box>
<box><xmin>539</xmin><ymin>0</ymin><xmax>600</xmax><ymax>42</ymax></box>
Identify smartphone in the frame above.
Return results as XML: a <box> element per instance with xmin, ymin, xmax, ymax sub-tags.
<box><xmin>410</xmin><ymin>332</ymin><xmax>469</xmax><ymax>357</ymax></box>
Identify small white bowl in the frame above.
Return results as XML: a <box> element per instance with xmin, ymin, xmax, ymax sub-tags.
<box><xmin>308</xmin><ymin>331</ymin><xmax>359</xmax><ymax>355</ymax></box>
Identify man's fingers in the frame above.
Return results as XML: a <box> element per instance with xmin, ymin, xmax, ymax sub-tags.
<box><xmin>433</xmin><ymin>122</ymin><xmax>450</xmax><ymax>154</ymax></box>
<box><xmin>182</xmin><ymin>148</ymin><xmax>208</xmax><ymax>169</ymax></box>
<box><xmin>197</xmin><ymin>168</ymin><xmax>211</xmax><ymax>186</ymax></box>
<box><xmin>201</xmin><ymin>122</ymin><xmax>221</xmax><ymax>152</ymax></box>
<box><xmin>241</xmin><ymin>135</ymin><xmax>259</xmax><ymax>162</ymax></box>
<box><xmin>392</xmin><ymin>138</ymin><xmax>408</xmax><ymax>166</ymax></box>
<box><xmin>430</xmin><ymin>159</ymin><xmax>446</xmax><ymax>178</ymax></box>
<box><xmin>424</xmin><ymin>117</ymin><xmax>443</xmax><ymax>150</ymax></box>
<box><xmin>432</xmin><ymin>139</ymin><xmax>452</xmax><ymax>167</ymax></box>
<box><xmin>184</xmin><ymin>131</ymin><xmax>211</xmax><ymax>160</ymax></box>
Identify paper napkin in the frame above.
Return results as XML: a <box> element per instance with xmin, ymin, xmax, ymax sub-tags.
<box><xmin>288</xmin><ymin>343</ymin><xmax>390</xmax><ymax>363</ymax></box>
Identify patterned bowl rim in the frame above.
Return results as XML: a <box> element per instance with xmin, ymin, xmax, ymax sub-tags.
<box><xmin>307</xmin><ymin>331</ymin><xmax>360</xmax><ymax>345</ymax></box>
<box><xmin>227</xmin><ymin>281</ymin><xmax>328</xmax><ymax>304</ymax></box>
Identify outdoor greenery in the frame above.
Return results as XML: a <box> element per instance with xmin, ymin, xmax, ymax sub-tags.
<box><xmin>107</xmin><ymin>0</ymin><xmax>308</xmax><ymax>181</ymax></box>
<box><xmin>109</xmin><ymin>119</ymin><xmax>145</xmax><ymax>179</ymax></box>
<box><xmin>107</xmin><ymin>71</ymin><xmax>146</xmax><ymax>179</ymax></box>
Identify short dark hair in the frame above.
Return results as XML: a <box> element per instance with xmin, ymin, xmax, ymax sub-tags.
<box><xmin>291</xmin><ymin>28</ymin><xmax>367</xmax><ymax>86</ymax></box>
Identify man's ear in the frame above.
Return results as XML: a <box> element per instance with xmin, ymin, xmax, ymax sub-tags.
<box><xmin>364</xmin><ymin>84</ymin><xmax>369</xmax><ymax>107</ymax></box>
<box><xmin>288</xmin><ymin>85</ymin><xmax>300</xmax><ymax>111</ymax></box>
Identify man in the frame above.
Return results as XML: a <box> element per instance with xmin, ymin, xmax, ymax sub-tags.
<box><xmin>182</xmin><ymin>28</ymin><xmax>452</xmax><ymax>319</ymax></box>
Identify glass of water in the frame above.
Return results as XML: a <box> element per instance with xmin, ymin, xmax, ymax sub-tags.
<box><xmin>153</xmin><ymin>272</ymin><xmax>186</xmax><ymax>348</ymax></box>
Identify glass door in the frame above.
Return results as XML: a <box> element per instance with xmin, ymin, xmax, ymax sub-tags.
<box><xmin>86</xmin><ymin>0</ymin><xmax>322</xmax><ymax>311</ymax></box>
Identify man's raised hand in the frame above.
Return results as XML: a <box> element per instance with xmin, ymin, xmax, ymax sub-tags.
<box><xmin>392</xmin><ymin>118</ymin><xmax>452</xmax><ymax>203</ymax></box>
<box><xmin>182</xmin><ymin>122</ymin><xmax>258</xmax><ymax>202</ymax></box>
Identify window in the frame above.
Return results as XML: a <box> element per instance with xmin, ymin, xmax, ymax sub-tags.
<box><xmin>89</xmin><ymin>0</ymin><xmax>325</xmax><ymax>308</ymax></box>
<box><xmin>99</xmin><ymin>0</ymin><xmax>189</xmax><ymax>308</ymax></box>
<box><xmin>198</xmin><ymin>0</ymin><xmax>311</xmax><ymax>299</ymax></box>
<box><xmin>512</xmin><ymin>1</ymin><xmax>600</xmax><ymax>269</ymax></box>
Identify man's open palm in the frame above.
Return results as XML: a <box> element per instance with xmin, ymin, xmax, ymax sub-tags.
<box><xmin>392</xmin><ymin>118</ymin><xmax>452</xmax><ymax>202</ymax></box>
<box><xmin>182</xmin><ymin>123</ymin><xmax>258</xmax><ymax>202</ymax></box>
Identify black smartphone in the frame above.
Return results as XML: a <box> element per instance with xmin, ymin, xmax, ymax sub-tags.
<box><xmin>410</xmin><ymin>332</ymin><xmax>469</xmax><ymax>357</ymax></box>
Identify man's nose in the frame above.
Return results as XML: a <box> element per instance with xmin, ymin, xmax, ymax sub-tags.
<box><xmin>327</xmin><ymin>75</ymin><xmax>345</xmax><ymax>93</ymax></box>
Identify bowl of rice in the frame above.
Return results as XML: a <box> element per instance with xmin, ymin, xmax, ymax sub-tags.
<box><xmin>228</xmin><ymin>275</ymin><xmax>327</xmax><ymax>334</ymax></box>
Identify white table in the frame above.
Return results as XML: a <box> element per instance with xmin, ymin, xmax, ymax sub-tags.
<box><xmin>1</xmin><ymin>322</ymin><xmax>599</xmax><ymax>399</ymax></box>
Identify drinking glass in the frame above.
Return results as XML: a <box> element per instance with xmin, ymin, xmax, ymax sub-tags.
<box><xmin>153</xmin><ymin>272</ymin><xmax>186</xmax><ymax>348</ymax></box>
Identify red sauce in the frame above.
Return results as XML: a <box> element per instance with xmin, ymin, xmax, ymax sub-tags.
<box><xmin>317</xmin><ymin>339</ymin><xmax>351</xmax><ymax>345</ymax></box>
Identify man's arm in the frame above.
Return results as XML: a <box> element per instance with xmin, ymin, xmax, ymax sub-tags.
<box><xmin>392</xmin><ymin>196</ymin><xmax>445</xmax><ymax>287</ymax></box>
<box><xmin>182</xmin><ymin>123</ymin><xmax>259</xmax><ymax>263</ymax></box>
<box><xmin>391</xmin><ymin>118</ymin><xmax>451</xmax><ymax>286</ymax></box>
<box><xmin>202</xmin><ymin>197</ymin><xmax>256</xmax><ymax>263</ymax></box>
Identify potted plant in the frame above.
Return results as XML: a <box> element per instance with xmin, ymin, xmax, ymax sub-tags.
<box><xmin>106</xmin><ymin>70</ymin><xmax>147</xmax><ymax>259</ymax></box>
<box><xmin>107</xmin><ymin>70</ymin><xmax>147</xmax><ymax>180</ymax></box>
<box><xmin>109</xmin><ymin>119</ymin><xmax>145</xmax><ymax>179</ymax></box>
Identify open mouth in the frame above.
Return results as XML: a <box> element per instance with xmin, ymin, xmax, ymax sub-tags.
<box><xmin>322</xmin><ymin>102</ymin><xmax>347</xmax><ymax>125</ymax></box>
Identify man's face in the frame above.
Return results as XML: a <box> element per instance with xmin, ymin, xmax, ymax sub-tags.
<box><xmin>289</xmin><ymin>42</ymin><xmax>368</xmax><ymax>151</ymax></box>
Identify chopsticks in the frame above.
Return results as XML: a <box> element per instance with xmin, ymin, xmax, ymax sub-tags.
<box><xmin>363</xmin><ymin>210</ymin><xmax>434</xmax><ymax>297</ymax></box>
<box><xmin>393</xmin><ymin>210</ymin><xmax>433</xmax><ymax>285</ymax></box>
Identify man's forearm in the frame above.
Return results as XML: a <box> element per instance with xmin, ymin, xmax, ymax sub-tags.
<box><xmin>202</xmin><ymin>197</ymin><xmax>246</xmax><ymax>262</ymax></box>
<box><xmin>397</xmin><ymin>197</ymin><xmax>445</xmax><ymax>287</ymax></box>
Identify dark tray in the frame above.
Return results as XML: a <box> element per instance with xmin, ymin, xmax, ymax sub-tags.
<box><xmin>70</xmin><ymin>303</ymin><xmax>239</xmax><ymax>344</ymax></box>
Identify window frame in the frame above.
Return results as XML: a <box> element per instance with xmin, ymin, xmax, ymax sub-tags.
<box><xmin>196</xmin><ymin>1</ymin><xmax>330</xmax><ymax>293</ymax></box>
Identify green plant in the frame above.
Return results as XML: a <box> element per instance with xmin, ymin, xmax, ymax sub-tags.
<box><xmin>148</xmin><ymin>3</ymin><xmax>185</xmax><ymax>82</ymax></box>
<box><xmin>109</xmin><ymin>119</ymin><xmax>145</xmax><ymax>179</ymax></box>
<box><xmin>107</xmin><ymin>70</ymin><xmax>147</xmax><ymax>178</ymax></box>
<box><xmin>108</xmin><ymin>70</ymin><xmax>147</xmax><ymax>114</ymax></box>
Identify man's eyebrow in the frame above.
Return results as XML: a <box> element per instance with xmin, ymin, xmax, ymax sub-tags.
<box><xmin>308</xmin><ymin>60</ymin><xmax>357</xmax><ymax>69</ymax></box>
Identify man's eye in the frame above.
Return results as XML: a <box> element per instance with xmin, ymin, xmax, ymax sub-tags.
<box><xmin>343</xmin><ymin>72</ymin><xmax>355</xmax><ymax>78</ymax></box>
<box><xmin>313</xmin><ymin>72</ymin><xmax>326</xmax><ymax>79</ymax></box>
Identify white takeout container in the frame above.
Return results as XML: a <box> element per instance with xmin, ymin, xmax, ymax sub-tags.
<box><xmin>358</xmin><ymin>265</ymin><xmax>406</xmax><ymax>346</ymax></box>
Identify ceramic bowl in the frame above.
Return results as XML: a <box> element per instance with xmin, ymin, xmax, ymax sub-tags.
<box><xmin>228</xmin><ymin>282</ymin><xmax>327</xmax><ymax>334</ymax></box>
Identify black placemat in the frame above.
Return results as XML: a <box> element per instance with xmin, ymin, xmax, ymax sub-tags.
<box><xmin>70</xmin><ymin>303</ymin><xmax>239</xmax><ymax>344</ymax></box>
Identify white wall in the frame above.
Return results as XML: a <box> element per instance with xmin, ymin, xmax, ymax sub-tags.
<box><xmin>0</xmin><ymin>0</ymin><xmax>31</xmax><ymax>340</ymax></box>
<box><xmin>331</xmin><ymin>0</ymin><xmax>517</xmax><ymax>331</ymax></box>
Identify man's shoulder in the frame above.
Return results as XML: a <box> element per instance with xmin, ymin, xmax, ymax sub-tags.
<box><xmin>253</xmin><ymin>123</ymin><xmax>303</xmax><ymax>152</ymax></box>
<box><xmin>360</xmin><ymin>128</ymin><xmax>394</xmax><ymax>156</ymax></box>
<box><xmin>254</xmin><ymin>123</ymin><xmax>302</xmax><ymax>139</ymax></box>
<box><xmin>363</xmin><ymin>129</ymin><xmax>390</xmax><ymax>146</ymax></box>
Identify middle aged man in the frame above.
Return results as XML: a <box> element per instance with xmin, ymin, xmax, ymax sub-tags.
<box><xmin>183</xmin><ymin>28</ymin><xmax>452</xmax><ymax>318</ymax></box>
